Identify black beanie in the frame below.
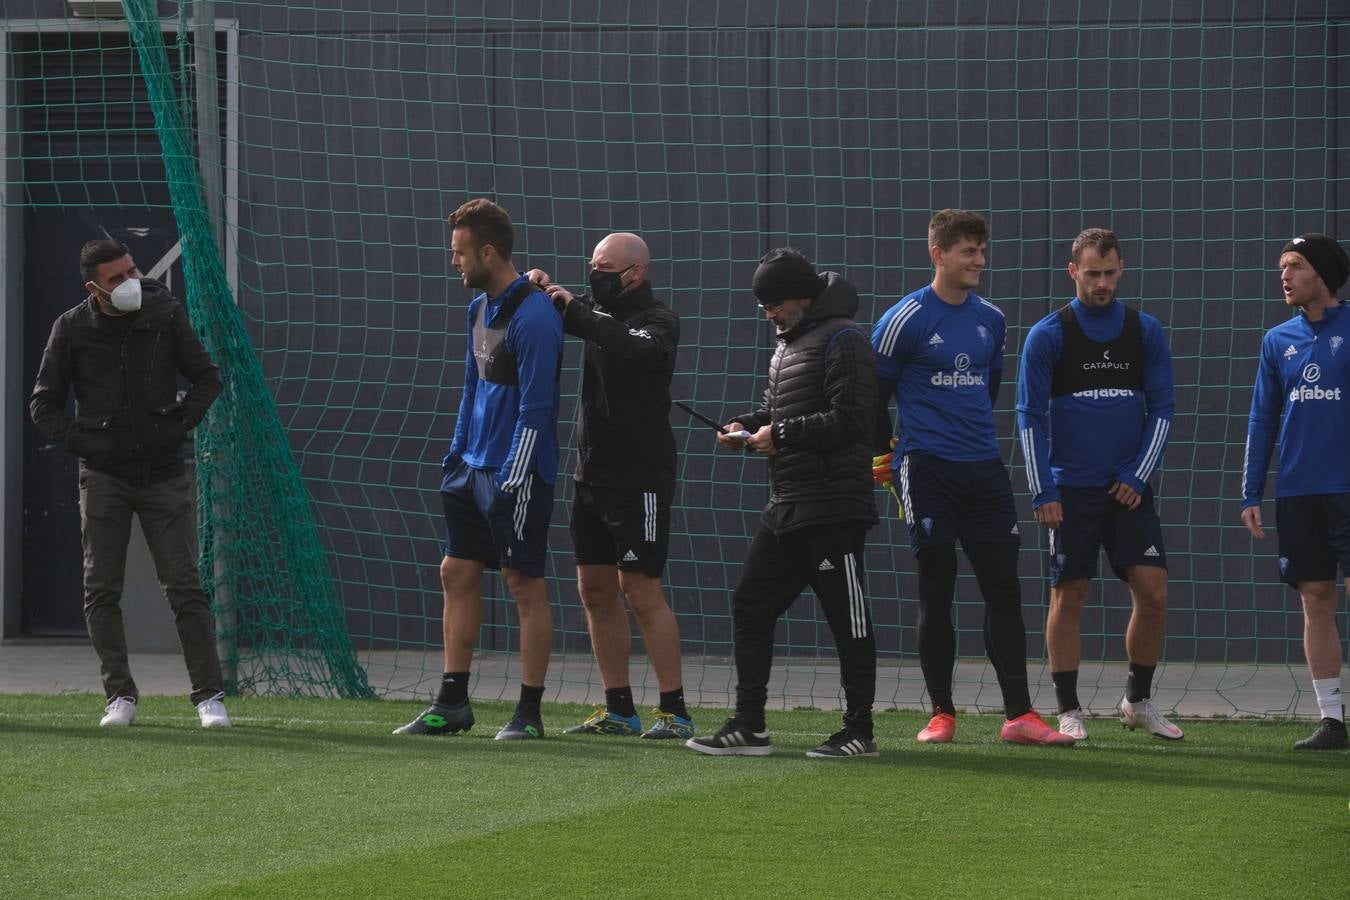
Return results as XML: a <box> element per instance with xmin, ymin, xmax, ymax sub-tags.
<box><xmin>1283</xmin><ymin>233</ymin><xmax>1349</xmax><ymax>295</ymax></box>
<box><xmin>752</xmin><ymin>248</ymin><xmax>824</xmax><ymax>303</ymax></box>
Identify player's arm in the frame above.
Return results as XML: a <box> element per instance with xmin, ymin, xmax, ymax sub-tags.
<box><xmin>29</xmin><ymin>315</ymin><xmax>80</xmax><ymax>450</ymax></box>
<box><xmin>869</xmin><ymin>301</ymin><xmax>917</xmax><ymax>485</ymax></box>
<box><xmin>1015</xmin><ymin>319</ymin><xmax>1061</xmax><ymax>518</ymax></box>
<box><xmin>872</xmin><ymin>378</ymin><xmax>896</xmax><ymax>453</ymax></box>
<box><xmin>563</xmin><ymin>300</ymin><xmax>678</xmax><ymax>372</ymax></box>
<box><xmin>988</xmin><ymin>310</ymin><xmax>1007</xmax><ymax>407</ymax></box>
<box><xmin>1240</xmin><ymin>335</ymin><xmax>1283</xmax><ymax>537</ymax></box>
<box><xmin>766</xmin><ymin>328</ymin><xmax>876</xmax><ymax>452</ymax></box>
<box><xmin>496</xmin><ymin>294</ymin><xmax>563</xmax><ymax>492</ymax></box>
<box><xmin>446</xmin><ymin>302</ymin><xmax>480</xmax><ymax>464</ymax></box>
<box><xmin>1112</xmin><ymin>317</ymin><xmax>1173</xmax><ymax>508</ymax></box>
<box><xmin>870</xmin><ymin>301</ymin><xmax>917</xmax><ymax>448</ymax></box>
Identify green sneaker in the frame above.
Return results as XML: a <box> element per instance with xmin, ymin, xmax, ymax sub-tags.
<box><xmin>393</xmin><ymin>701</ymin><xmax>474</xmax><ymax>736</ymax></box>
<box><xmin>641</xmin><ymin>709</ymin><xmax>694</xmax><ymax>740</ymax></box>
<box><xmin>495</xmin><ymin>709</ymin><xmax>545</xmax><ymax>741</ymax></box>
<box><xmin>563</xmin><ymin>704</ymin><xmax>641</xmax><ymax>736</ymax></box>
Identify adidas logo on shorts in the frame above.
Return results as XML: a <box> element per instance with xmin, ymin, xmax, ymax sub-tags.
<box><xmin>817</xmin><ymin>559</ymin><xmax>835</xmax><ymax>571</ymax></box>
<box><xmin>1143</xmin><ymin>545</ymin><xmax>1160</xmax><ymax>557</ymax></box>
<box><xmin>622</xmin><ymin>550</ymin><xmax>639</xmax><ymax>562</ymax></box>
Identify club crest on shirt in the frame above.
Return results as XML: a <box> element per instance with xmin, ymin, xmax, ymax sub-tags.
<box><xmin>1332</xmin><ymin>335</ymin><xmax>1344</xmax><ymax>357</ymax></box>
<box><xmin>921</xmin><ymin>517</ymin><xmax>934</xmax><ymax>535</ymax></box>
<box><xmin>1278</xmin><ymin>556</ymin><xmax>1289</xmax><ymax>574</ymax></box>
<box><xmin>976</xmin><ymin>324</ymin><xmax>990</xmax><ymax>346</ymax></box>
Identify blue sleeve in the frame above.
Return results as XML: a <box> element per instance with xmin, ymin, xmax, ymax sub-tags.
<box><xmin>871</xmin><ymin>299</ymin><xmax>919</xmax><ymax>383</ymax></box>
<box><xmin>446</xmin><ymin>301</ymin><xmax>479</xmax><ymax>464</ymax></box>
<box><xmin>496</xmin><ymin>293</ymin><xmax>563</xmax><ymax>492</ymax></box>
<box><xmin>1015</xmin><ymin>318</ymin><xmax>1059</xmax><ymax>507</ymax></box>
<box><xmin>1117</xmin><ymin>315</ymin><xmax>1175</xmax><ymax>492</ymax></box>
<box><xmin>990</xmin><ymin>312</ymin><xmax>1006</xmax><ymax>374</ymax></box>
<box><xmin>1242</xmin><ymin>334</ymin><xmax>1282</xmax><ymax>507</ymax></box>
<box><xmin>986</xmin><ymin>308</ymin><xmax>1006</xmax><ymax>404</ymax></box>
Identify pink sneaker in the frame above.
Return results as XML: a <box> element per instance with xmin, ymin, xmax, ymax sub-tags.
<box><xmin>917</xmin><ymin>712</ymin><xmax>956</xmax><ymax>743</ymax></box>
<box><xmin>1001</xmin><ymin>710</ymin><xmax>1075</xmax><ymax>746</ymax></box>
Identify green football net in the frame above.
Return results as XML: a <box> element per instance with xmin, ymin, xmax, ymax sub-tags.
<box><xmin>5</xmin><ymin>3</ymin><xmax>1346</xmax><ymax>719</ymax></box>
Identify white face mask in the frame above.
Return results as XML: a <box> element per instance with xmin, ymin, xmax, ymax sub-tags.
<box><xmin>108</xmin><ymin>278</ymin><xmax>142</xmax><ymax>313</ymax></box>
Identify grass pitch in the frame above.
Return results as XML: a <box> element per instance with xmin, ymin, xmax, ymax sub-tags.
<box><xmin>1</xmin><ymin>694</ymin><xmax>1346</xmax><ymax>898</ymax></box>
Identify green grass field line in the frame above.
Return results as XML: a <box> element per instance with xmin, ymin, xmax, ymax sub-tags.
<box><xmin>2</xmin><ymin>695</ymin><xmax>1346</xmax><ymax>899</ymax></box>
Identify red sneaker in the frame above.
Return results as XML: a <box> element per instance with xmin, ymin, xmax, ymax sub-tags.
<box><xmin>916</xmin><ymin>712</ymin><xmax>956</xmax><ymax>743</ymax></box>
<box><xmin>1001</xmin><ymin>710</ymin><xmax>1076</xmax><ymax>746</ymax></box>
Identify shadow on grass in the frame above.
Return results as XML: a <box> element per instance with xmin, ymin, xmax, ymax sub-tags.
<box><xmin>0</xmin><ymin>714</ymin><xmax>695</xmax><ymax>764</ymax></box>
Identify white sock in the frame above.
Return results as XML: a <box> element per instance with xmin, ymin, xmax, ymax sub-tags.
<box><xmin>1312</xmin><ymin>677</ymin><xmax>1344</xmax><ymax>722</ymax></box>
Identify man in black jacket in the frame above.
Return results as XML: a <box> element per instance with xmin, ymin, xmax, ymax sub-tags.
<box><xmin>686</xmin><ymin>248</ymin><xmax>880</xmax><ymax>758</ymax></box>
<box><xmin>30</xmin><ymin>239</ymin><xmax>227</xmax><ymax>729</ymax></box>
<box><xmin>527</xmin><ymin>232</ymin><xmax>693</xmax><ymax>739</ymax></box>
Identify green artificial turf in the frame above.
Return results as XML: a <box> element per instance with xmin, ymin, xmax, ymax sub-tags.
<box><xmin>1</xmin><ymin>694</ymin><xmax>1346</xmax><ymax>898</ymax></box>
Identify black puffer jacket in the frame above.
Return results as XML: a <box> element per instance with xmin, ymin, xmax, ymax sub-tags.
<box><xmin>734</xmin><ymin>272</ymin><xmax>877</xmax><ymax>534</ymax></box>
<box><xmin>30</xmin><ymin>278</ymin><xmax>222</xmax><ymax>486</ymax></box>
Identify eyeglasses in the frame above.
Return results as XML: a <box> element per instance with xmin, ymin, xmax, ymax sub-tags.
<box><xmin>588</xmin><ymin>262</ymin><xmax>637</xmax><ymax>279</ymax></box>
<box><xmin>757</xmin><ymin>299</ymin><xmax>786</xmax><ymax>312</ymax></box>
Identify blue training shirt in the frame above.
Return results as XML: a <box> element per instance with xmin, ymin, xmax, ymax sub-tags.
<box><xmin>872</xmin><ymin>285</ymin><xmax>1005</xmax><ymax>462</ymax></box>
<box><xmin>446</xmin><ymin>274</ymin><xmax>563</xmax><ymax>488</ymax></box>
<box><xmin>1015</xmin><ymin>298</ymin><xmax>1174</xmax><ymax>508</ymax></box>
<box><xmin>1243</xmin><ymin>302</ymin><xmax>1350</xmax><ymax>505</ymax></box>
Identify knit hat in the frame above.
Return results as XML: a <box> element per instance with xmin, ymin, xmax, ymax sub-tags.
<box><xmin>752</xmin><ymin>248</ymin><xmax>824</xmax><ymax>303</ymax></box>
<box><xmin>1283</xmin><ymin>233</ymin><xmax>1349</xmax><ymax>295</ymax></box>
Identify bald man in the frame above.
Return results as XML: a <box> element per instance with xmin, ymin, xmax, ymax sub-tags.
<box><xmin>527</xmin><ymin>234</ymin><xmax>693</xmax><ymax>739</ymax></box>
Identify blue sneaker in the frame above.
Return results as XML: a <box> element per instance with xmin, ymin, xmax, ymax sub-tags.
<box><xmin>563</xmin><ymin>704</ymin><xmax>641</xmax><ymax>736</ymax></box>
<box><xmin>641</xmin><ymin>709</ymin><xmax>694</xmax><ymax>740</ymax></box>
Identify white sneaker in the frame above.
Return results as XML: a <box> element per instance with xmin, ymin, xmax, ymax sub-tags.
<box><xmin>1057</xmin><ymin>707</ymin><xmax>1088</xmax><ymax>741</ymax></box>
<box><xmin>100</xmin><ymin>696</ymin><xmax>137</xmax><ymax>727</ymax></box>
<box><xmin>196</xmin><ymin>692</ymin><xmax>231</xmax><ymax>729</ymax></box>
<box><xmin>1119</xmin><ymin>696</ymin><xmax>1183</xmax><ymax>740</ymax></box>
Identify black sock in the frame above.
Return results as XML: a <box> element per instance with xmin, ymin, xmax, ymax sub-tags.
<box><xmin>1051</xmin><ymin>670</ymin><xmax>1080</xmax><ymax>713</ymax></box>
<box><xmin>605</xmin><ymin>686</ymin><xmax>637</xmax><ymax>718</ymax></box>
<box><xmin>435</xmin><ymin>671</ymin><xmax>469</xmax><ymax>707</ymax></box>
<box><xmin>517</xmin><ymin>683</ymin><xmax>545</xmax><ymax>715</ymax></box>
<box><xmin>658</xmin><ymin>687</ymin><xmax>689</xmax><ymax>720</ymax></box>
<box><xmin>1126</xmin><ymin>663</ymin><xmax>1156</xmax><ymax>703</ymax></box>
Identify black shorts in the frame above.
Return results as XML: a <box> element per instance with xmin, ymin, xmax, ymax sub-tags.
<box><xmin>441</xmin><ymin>459</ymin><xmax>554</xmax><ymax>578</ymax></box>
<box><xmin>570</xmin><ymin>482</ymin><xmax>670</xmax><ymax>578</ymax></box>
<box><xmin>1048</xmin><ymin>485</ymin><xmax>1167</xmax><ymax>585</ymax></box>
<box><xmin>1274</xmin><ymin>493</ymin><xmax>1350</xmax><ymax>588</ymax></box>
<box><xmin>897</xmin><ymin>451</ymin><xmax>1021</xmax><ymax>554</ymax></box>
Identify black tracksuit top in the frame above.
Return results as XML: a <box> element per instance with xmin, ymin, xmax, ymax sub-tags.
<box><xmin>561</xmin><ymin>280</ymin><xmax>679</xmax><ymax>499</ymax></box>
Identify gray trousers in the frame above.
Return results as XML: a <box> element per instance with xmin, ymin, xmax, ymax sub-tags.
<box><xmin>79</xmin><ymin>467</ymin><xmax>222</xmax><ymax>705</ymax></box>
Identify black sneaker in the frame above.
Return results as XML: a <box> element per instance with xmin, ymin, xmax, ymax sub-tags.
<box><xmin>685</xmin><ymin>718</ymin><xmax>772</xmax><ymax>756</ymax></box>
<box><xmin>392</xmin><ymin>701</ymin><xmax>474</xmax><ymax>736</ymax></box>
<box><xmin>806</xmin><ymin>727</ymin><xmax>880</xmax><ymax>759</ymax></box>
<box><xmin>495</xmin><ymin>709</ymin><xmax>545</xmax><ymax>741</ymax></box>
<box><xmin>1293</xmin><ymin>717</ymin><xmax>1349</xmax><ymax>750</ymax></box>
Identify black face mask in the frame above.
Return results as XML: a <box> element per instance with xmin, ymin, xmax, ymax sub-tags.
<box><xmin>588</xmin><ymin>264</ymin><xmax>635</xmax><ymax>306</ymax></box>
